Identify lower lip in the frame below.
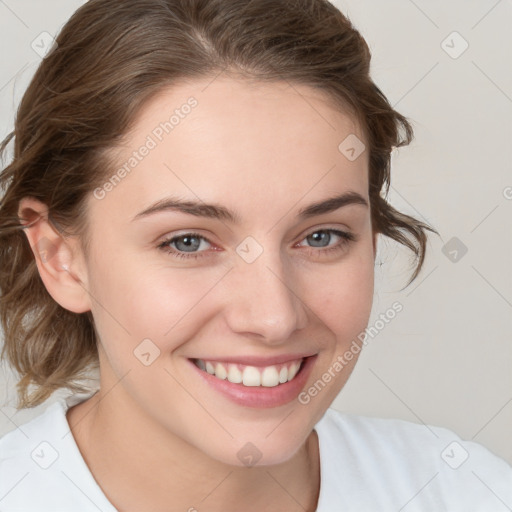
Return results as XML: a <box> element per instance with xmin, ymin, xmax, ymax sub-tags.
<box><xmin>189</xmin><ymin>356</ymin><xmax>317</xmax><ymax>408</ymax></box>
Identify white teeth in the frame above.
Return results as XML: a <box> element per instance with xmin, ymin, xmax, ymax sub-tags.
<box><xmin>261</xmin><ymin>366</ymin><xmax>280</xmax><ymax>387</ymax></box>
<box><xmin>288</xmin><ymin>362</ymin><xmax>300</xmax><ymax>381</ymax></box>
<box><xmin>215</xmin><ymin>363</ymin><xmax>227</xmax><ymax>380</ymax></box>
<box><xmin>227</xmin><ymin>364</ymin><xmax>243</xmax><ymax>383</ymax></box>
<box><xmin>242</xmin><ymin>366</ymin><xmax>261</xmax><ymax>386</ymax></box>
<box><xmin>194</xmin><ymin>358</ymin><xmax>304</xmax><ymax>387</ymax></box>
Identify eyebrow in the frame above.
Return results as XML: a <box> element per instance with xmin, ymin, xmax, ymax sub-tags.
<box><xmin>131</xmin><ymin>191</ymin><xmax>368</xmax><ymax>223</ymax></box>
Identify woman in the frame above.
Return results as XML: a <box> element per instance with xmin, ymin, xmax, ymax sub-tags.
<box><xmin>0</xmin><ymin>0</ymin><xmax>510</xmax><ymax>510</ymax></box>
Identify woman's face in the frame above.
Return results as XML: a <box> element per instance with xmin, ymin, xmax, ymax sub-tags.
<box><xmin>81</xmin><ymin>76</ymin><xmax>376</xmax><ymax>466</ymax></box>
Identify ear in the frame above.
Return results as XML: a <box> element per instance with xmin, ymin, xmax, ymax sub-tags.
<box><xmin>18</xmin><ymin>197</ymin><xmax>92</xmax><ymax>314</ymax></box>
<box><xmin>372</xmin><ymin>231</ymin><xmax>378</xmax><ymax>260</ymax></box>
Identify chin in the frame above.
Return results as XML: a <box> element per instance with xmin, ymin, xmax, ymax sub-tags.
<box><xmin>195</xmin><ymin>425</ymin><xmax>312</xmax><ymax>469</ymax></box>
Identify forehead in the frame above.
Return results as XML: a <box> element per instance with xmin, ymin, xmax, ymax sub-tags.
<box><xmin>92</xmin><ymin>76</ymin><xmax>369</xmax><ymax>226</ymax></box>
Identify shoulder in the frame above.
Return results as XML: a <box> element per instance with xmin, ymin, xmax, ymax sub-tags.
<box><xmin>314</xmin><ymin>408</ymin><xmax>512</xmax><ymax>511</ymax></box>
<box><xmin>0</xmin><ymin>395</ymin><xmax>116</xmax><ymax>511</ymax></box>
<box><xmin>0</xmin><ymin>400</ymin><xmax>64</xmax><ymax>464</ymax></box>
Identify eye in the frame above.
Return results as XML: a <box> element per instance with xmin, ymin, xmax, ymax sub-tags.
<box><xmin>157</xmin><ymin>232</ymin><xmax>214</xmax><ymax>260</ymax></box>
<box><xmin>157</xmin><ymin>228</ymin><xmax>357</xmax><ymax>261</ymax></box>
<box><xmin>296</xmin><ymin>228</ymin><xmax>356</xmax><ymax>257</ymax></box>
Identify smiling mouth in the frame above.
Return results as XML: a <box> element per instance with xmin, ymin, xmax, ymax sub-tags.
<box><xmin>192</xmin><ymin>358</ymin><xmax>304</xmax><ymax>388</ymax></box>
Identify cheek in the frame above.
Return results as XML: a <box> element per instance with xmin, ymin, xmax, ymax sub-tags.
<box><xmin>297</xmin><ymin>248</ymin><xmax>374</xmax><ymax>411</ymax></box>
<box><xmin>307</xmin><ymin>248</ymin><xmax>375</xmax><ymax>339</ymax></box>
<box><xmin>86</xmin><ymin>250</ymin><xmax>228</xmax><ymax>356</ymax></box>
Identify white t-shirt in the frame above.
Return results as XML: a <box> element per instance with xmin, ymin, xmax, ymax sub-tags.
<box><xmin>1</xmin><ymin>394</ymin><xmax>511</xmax><ymax>511</ymax></box>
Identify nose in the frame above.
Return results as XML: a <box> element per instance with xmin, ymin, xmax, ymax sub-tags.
<box><xmin>223</xmin><ymin>250</ymin><xmax>309</xmax><ymax>345</ymax></box>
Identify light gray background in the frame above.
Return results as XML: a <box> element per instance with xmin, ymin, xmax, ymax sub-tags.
<box><xmin>1</xmin><ymin>0</ymin><xmax>511</xmax><ymax>465</ymax></box>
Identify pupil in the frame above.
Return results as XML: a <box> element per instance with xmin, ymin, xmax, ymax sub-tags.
<box><xmin>176</xmin><ymin>235</ymin><xmax>200</xmax><ymax>252</ymax></box>
<box><xmin>309</xmin><ymin>231</ymin><xmax>329</xmax><ymax>247</ymax></box>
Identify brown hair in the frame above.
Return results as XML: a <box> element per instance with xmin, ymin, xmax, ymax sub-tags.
<box><xmin>0</xmin><ymin>0</ymin><xmax>437</xmax><ymax>409</ymax></box>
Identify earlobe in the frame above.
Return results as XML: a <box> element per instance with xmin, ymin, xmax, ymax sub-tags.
<box><xmin>18</xmin><ymin>197</ymin><xmax>92</xmax><ymax>314</ymax></box>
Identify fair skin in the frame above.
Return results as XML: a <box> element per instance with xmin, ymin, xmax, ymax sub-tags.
<box><xmin>19</xmin><ymin>76</ymin><xmax>376</xmax><ymax>511</ymax></box>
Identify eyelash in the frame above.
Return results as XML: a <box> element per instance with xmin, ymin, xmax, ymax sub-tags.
<box><xmin>157</xmin><ymin>228</ymin><xmax>357</xmax><ymax>260</ymax></box>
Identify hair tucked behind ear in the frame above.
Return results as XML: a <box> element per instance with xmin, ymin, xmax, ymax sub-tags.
<box><xmin>0</xmin><ymin>0</ymin><xmax>438</xmax><ymax>408</ymax></box>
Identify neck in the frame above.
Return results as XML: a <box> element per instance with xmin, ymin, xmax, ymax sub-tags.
<box><xmin>66</xmin><ymin>390</ymin><xmax>321</xmax><ymax>512</ymax></box>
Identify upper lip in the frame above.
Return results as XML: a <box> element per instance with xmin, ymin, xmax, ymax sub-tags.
<box><xmin>190</xmin><ymin>353</ymin><xmax>317</xmax><ymax>367</ymax></box>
